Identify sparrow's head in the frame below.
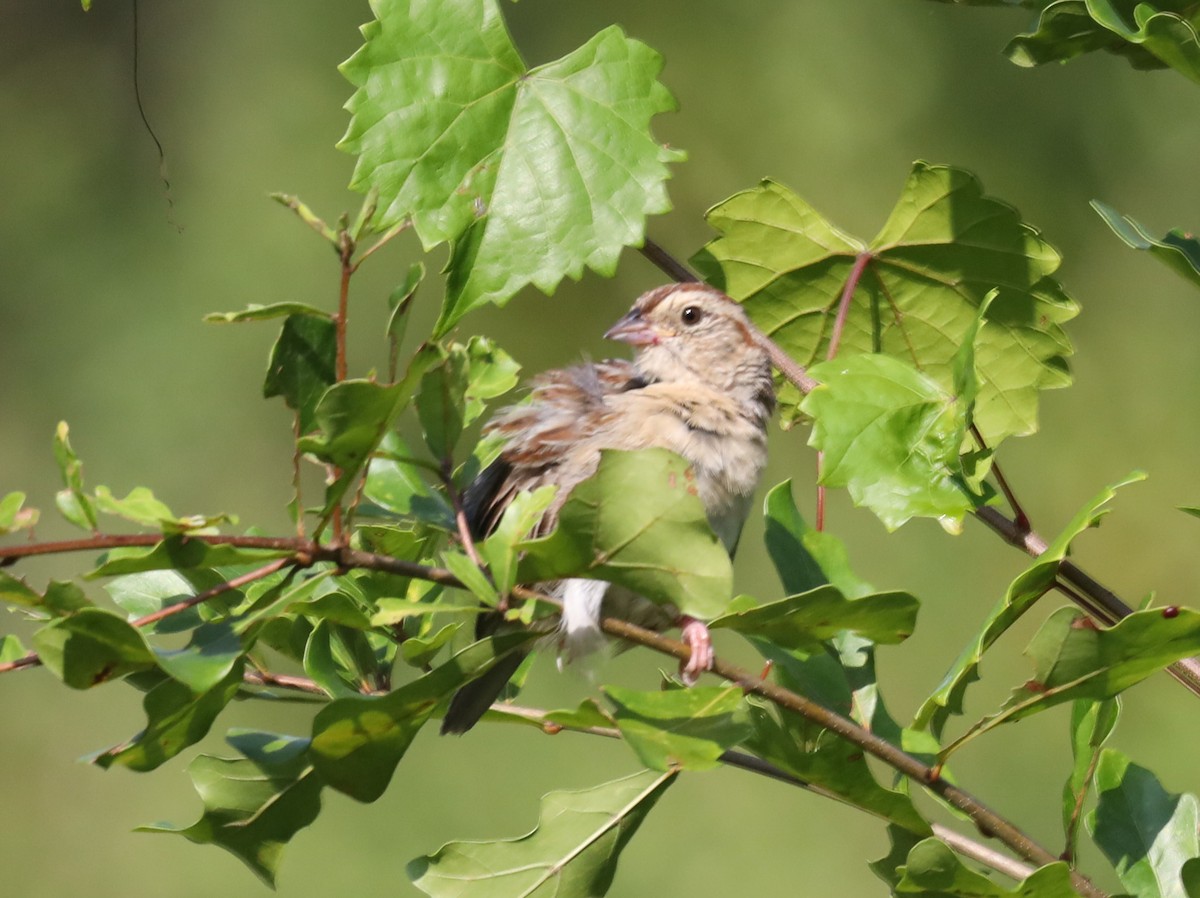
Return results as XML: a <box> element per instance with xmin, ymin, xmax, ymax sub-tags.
<box><xmin>605</xmin><ymin>283</ymin><xmax>774</xmax><ymax>403</ymax></box>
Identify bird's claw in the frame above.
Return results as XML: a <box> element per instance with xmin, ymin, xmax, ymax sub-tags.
<box><xmin>678</xmin><ymin>616</ymin><xmax>713</xmax><ymax>685</ymax></box>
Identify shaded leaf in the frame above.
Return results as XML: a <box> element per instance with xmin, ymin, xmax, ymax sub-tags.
<box><xmin>895</xmin><ymin>837</ymin><xmax>1077</xmax><ymax>896</ymax></box>
<box><xmin>87</xmin><ymin>537</ymin><xmax>289</xmax><ymax>579</ymax></box>
<box><xmin>139</xmin><ymin>731</ymin><xmax>322</xmax><ymax>886</ymax></box>
<box><xmin>363</xmin><ymin>433</ymin><xmax>455</xmax><ymax>528</ymax></box>
<box><xmin>604</xmin><ymin>684</ymin><xmax>752</xmax><ymax>771</ymax></box>
<box><xmin>763</xmin><ymin>480</ymin><xmax>873</xmax><ymax>597</ymax></box>
<box><xmin>262</xmin><ymin>314</ymin><xmax>337</xmax><ymax>435</ymax></box>
<box><xmin>416</xmin><ymin>346</ymin><xmax>469</xmax><ymax>461</ymax></box>
<box><xmin>914</xmin><ymin>472</ymin><xmax>1145</xmax><ymax>736</ymax></box>
<box><xmin>1088</xmin><ymin>749</ymin><xmax>1200</xmax><ymax>898</ymax></box>
<box><xmin>409</xmin><ymin>769</ymin><xmax>676</xmax><ymax>897</ymax></box>
<box><xmin>710</xmin><ymin>586</ymin><xmax>918</xmax><ymax>649</ymax></box>
<box><xmin>304</xmin><ymin>620</ymin><xmax>366</xmax><ymax>699</ymax></box>
<box><xmin>155</xmin><ymin>622</ymin><xmax>246</xmax><ymax>692</ymax></box>
<box><xmin>91</xmin><ymin>662</ymin><xmax>244</xmax><ymax>772</ymax></box>
<box><xmin>694</xmin><ymin>163</ymin><xmax>1076</xmax><ymax>446</ymax></box>
<box><xmin>339</xmin><ymin>0</ymin><xmax>682</xmax><ymax>332</ymax></box>
<box><xmin>386</xmin><ymin>262</ymin><xmax>424</xmax><ymax>379</ymax></box>
<box><xmin>1093</xmin><ymin>201</ymin><xmax>1200</xmax><ymax>290</ymax></box>
<box><xmin>802</xmin><ymin>354</ymin><xmax>979</xmax><ymax>530</ymax></box>
<box><xmin>310</xmin><ymin>629</ymin><xmax>537</xmax><ymax>801</ymax></box>
<box><xmin>205</xmin><ymin>302</ymin><xmax>332</xmax><ymax>324</ymax></box>
<box><xmin>970</xmin><ymin>606</ymin><xmax>1200</xmax><ymax>740</ymax></box>
<box><xmin>1006</xmin><ymin>1</ymin><xmax>1200</xmax><ymax>84</ymax></box>
<box><xmin>33</xmin><ymin>608</ymin><xmax>156</xmax><ymax>688</ymax></box>
<box><xmin>518</xmin><ymin>449</ymin><xmax>733</xmax><ymax>620</ymax></box>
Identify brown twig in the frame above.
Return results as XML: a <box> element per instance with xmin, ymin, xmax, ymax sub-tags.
<box><xmin>132</xmin><ymin>557</ymin><xmax>293</xmax><ymax>628</ymax></box>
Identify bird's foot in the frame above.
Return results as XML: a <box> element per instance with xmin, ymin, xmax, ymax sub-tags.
<box><xmin>678</xmin><ymin>616</ymin><xmax>713</xmax><ymax>685</ymax></box>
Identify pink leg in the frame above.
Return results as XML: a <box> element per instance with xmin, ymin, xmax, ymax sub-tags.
<box><xmin>678</xmin><ymin>616</ymin><xmax>713</xmax><ymax>684</ymax></box>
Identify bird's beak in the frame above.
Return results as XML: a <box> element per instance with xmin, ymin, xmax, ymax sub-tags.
<box><xmin>604</xmin><ymin>310</ymin><xmax>660</xmax><ymax>346</ymax></box>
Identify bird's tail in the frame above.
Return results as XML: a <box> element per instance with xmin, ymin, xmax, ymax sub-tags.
<box><xmin>439</xmin><ymin>649</ymin><xmax>529</xmax><ymax>735</ymax></box>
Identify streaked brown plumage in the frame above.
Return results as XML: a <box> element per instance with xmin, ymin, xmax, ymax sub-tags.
<box><xmin>442</xmin><ymin>283</ymin><xmax>775</xmax><ymax>734</ymax></box>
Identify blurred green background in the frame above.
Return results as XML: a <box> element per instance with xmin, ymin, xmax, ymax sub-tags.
<box><xmin>3</xmin><ymin>2</ymin><xmax>1200</xmax><ymax>895</ymax></box>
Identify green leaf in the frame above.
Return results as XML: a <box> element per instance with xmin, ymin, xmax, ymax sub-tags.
<box><xmin>304</xmin><ymin>620</ymin><xmax>366</xmax><ymax>698</ymax></box>
<box><xmin>1006</xmin><ymin>1</ymin><xmax>1200</xmax><ymax>84</ymax></box>
<box><xmin>1088</xmin><ymin>749</ymin><xmax>1200</xmax><ymax>898</ymax></box>
<box><xmin>310</xmin><ymin>630</ymin><xmax>537</xmax><ymax>801</ymax></box>
<box><xmin>762</xmin><ymin>481</ymin><xmax>872</xmax><ymax>598</ymax></box>
<box><xmin>914</xmin><ymin>472</ymin><xmax>1145</xmax><ymax>736</ymax></box>
<box><xmin>139</xmin><ymin>731</ymin><xmax>323</xmax><ymax>886</ymax></box>
<box><xmin>263</xmin><ymin>314</ymin><xmax>337</xmax><ymax>435</ymax></box>
<box><xmin>93</xmin><ymin>485</ymin><xmax>234</xmax><ymax>532</ymax></box>
<box><xmin>971</xmin><ymin>606</ymin><xmax>1200</xmax><ymax>738</ymax></box>
<box><xmin>339</xmin><ymin>0</ymin><xmax>683</xmax><ymax>333</ymax></box>
<box><xmin>894</xmin><ymin>838</ymin><xmax>1077</xmax><ymax>896</ymax></box>
<box><xmin>399</xmin><ymin>622</ymin><xmax>461</xmax><ymax>668</ymax></box>
<box><xmin>364</xmin><ymin>433</ymin><xmax>455</xmax><ymax>528</ymax></box>
<box><xmin>0</xmin><ymin>634</ymin><xmax>28</xmax><ymax>663</ymax></box>
<box><xmin>605</xmin><ymin>685</ymin><xmax>752</xmax><ymax>771</ymax></box>
<box><xmin>155</xmin><ymin>622</ymin><xmax>246</xmax><ymax>692</ymax></box>
<box><xmin>802</xmin><ymin>354</ymin><xmax>978</xmax><ymax>530</ymax></box>
<box><xmin>1063</xmin><ymin>699</ymin><xmax>1120</xmax><ymax>862</ymax></box>
<box><xmin>91</xmin><ymin>662</ymin><xmax>244</xmax><ymax>772</ymax></box>
<box><xmin>0</xmin><ymin>570</ymin><xmax>45</xmax><ymax>608</ymax></box>
<box><xmin>103</xmin><ymin>568</ymin><xmax>230</xmax><ymax>630</ymax></box>
<box><xmin>33</xmin><ymin>608</ymin><xmax>156</xmax><ymax>688</ymax></box>
<box><xmin>518</xmin><ymin>448</ymin><xmax>733</xmax><ymax>620</ymax></box>
<box><xmin>386</xmin><ymin>262</ymin><xmax>424</xmax><ymax>379</ymax></box>
<box><xmin>0</xmin><ymin>491</ymin><xmax>38</xmax><ymax>535</ymax></box>
<box><xmin>54</xmin><ymin>421</ymin><xmax>97</xmax><ymax>531</ymax></box>
<box><xmin>746</xmin><ymin>701</ymin><xmax>931</xmax><ymax>833</ymax></box>
<box><xmin>481</xmin><ymin>485</ymin><xmax>557</xmax><ymax>596</ymax></box>
<box><xmin>442</xmin><ymin>549</ymin><xmax>500</xmax><ymax>606</ymax></box>
<box><xmin>205</xmin><ymin>302</ymin><xmax>332</xmax><ymax>324</ymax></box>
<box><xmin>710</xmin><ymin>586</ymin><xmax>919</xmax><ymax>649</ymax></box>
<box><xmin>694</xmin><ymin>163</ymin><xmax>1077</xmax><ymax>446</ymax></box>
<box><xmin>462</xmin><ymin>335</ymin><xmax>521</xmax><ymax>425</ymax></box>
<box><xmin>1093</xmin><ymin>201</ymin><xmax>1200</xmax><ymax>290</ymax></box>
<box><xmin>416</xmin><ymin>346</ymin><xmax>469</xmax><ymax>461</ymax></box>
<box><xmin>409</xmin><ymin>769</ymin><xmax>676</xmax><ymax>897</ymax></box>
<box><xmin>86</xmin><ymin>537</ymin><xmax>289</xmax><ymax>578</ymax></box>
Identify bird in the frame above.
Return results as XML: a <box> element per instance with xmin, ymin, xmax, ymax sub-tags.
<box><xmin>440</xmin><ymin>282</ymin><xmax>776</xmax><ymax>734</ymax></box>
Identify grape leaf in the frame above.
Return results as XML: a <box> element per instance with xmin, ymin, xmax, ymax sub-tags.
<box><xmin>517</xmin><ymin>448</ymin><xmax>733</xmax><ymax>620</ymax></box>
<box><xmin>1093</xmin><ymin>201</ymin><xmax>1200</xmax><ymax>290</ymax></box>
<box><xmin>693</xmin><ymin>162</ymin><xmax>1077</xmax><ymax>446</ymax></box>
<box><xmin>339</xmin><ymin>0</ymin><xmax>683</xmax><ymax>333</ymax></box>
<box><xmin>139</xmin><ymin>731</ymin><xmax>323</xmax><ymax>886</ymax></box>
<box><xmin>1088</xmin><ymin>749</ymin><xmax>1200</xmax><ymax>898</ymax></box>
<box><xmin>408</xmin><ymin>769</ymin><xmax>676</xmax><ymax>897</ymax></box>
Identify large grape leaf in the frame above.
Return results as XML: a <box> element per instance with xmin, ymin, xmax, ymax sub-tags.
<box><xmin>340</xmin><ymin>0</ymin><xmax>683</xmax><ymax>334</ymax></box>
<box><xmin>408</xmin><ymin>770</ymin><xmax>676</xmax><ymax>897</ymax></box>
<box><xmin>693</xmin><ymin>162</ymin><xmax>1077</xmax><ymax>446</ymax></box>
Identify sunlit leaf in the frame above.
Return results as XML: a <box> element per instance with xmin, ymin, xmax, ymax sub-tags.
<box><xmin>482</xmin><ymin>485</ymin><xmax>557</xmax><ymax>596</ymax></box>
<box><xmin>518</xmin><ymin>449</ymin><xmax>733</xmax><ymax>620</ymax></box>
<box><xmin>914</xmin><ymin>472</ymin><xmax>1145</xmax><ymax>736</ymax></box>
<box><xmin>139</xmin><ymin>731</ymin><xmax>323</xmax><ymax>886</ymax></box>
<box><xmin>694</xmin><ymin>163</ymin><xmax>1077</xmax><ymax>446</ymax></box>
<box><xmin>1093</xmin><ymin>201</ymin><xmax>1200</xmax><ymax>290</ymax></box>
<box><xmin>1088</xmin><ymin>749</ymin><xmax>1200</xmax><ymax>898</ymax></box>
<box><xmin>93</xmin><ymin>485</ymin><xmax>234</xmax><ymax>533</ymax></box>
<box><xmin>87</xmin><ymin>537</ymin><xmax>289</xmax><ymax>579</ymax></box>
<box><xmin>0</xmin><ymin>491</ymin><xmax>38</xmax><ymax>535</ymax></box>
<box><xmin>802</xmin><ymin>354</ymin><xmax>979</xmax><ymax>530</ymax></box>
<box><xmin>604</xmin><ymin>685</ymin><xmax>752</xmax><ymax>771</ymax></box>
<box><xmin>340</xmin><ymin>0</ymin><xmax>683</xmax><ymax>332</ymax></box>
<box><xmin>409</xmin><ymin>769</ymin><xmax>676</xmax><ymax>896</ymax></box>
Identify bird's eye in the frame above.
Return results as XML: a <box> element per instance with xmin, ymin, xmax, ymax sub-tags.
<box><xmin>680</xmin><ymin>306</ymin><xmax>703</xmax><ymax>326</ymax></box>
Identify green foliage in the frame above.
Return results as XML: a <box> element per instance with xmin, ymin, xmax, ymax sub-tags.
<box><xmin>8</xmin><ymin>1</ymin><xmax>1200</xmax><ymax>896</ymax></box>
<box><xmin>408</xmin><ymin>770</ymin><xmax>676</xmax><ymax>897</ymax></box>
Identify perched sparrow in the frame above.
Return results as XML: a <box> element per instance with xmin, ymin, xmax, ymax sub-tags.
<box><xmin>441</xmin><ymin>283</ymin><xmax>775</xmax><ymax>734</ymax></box>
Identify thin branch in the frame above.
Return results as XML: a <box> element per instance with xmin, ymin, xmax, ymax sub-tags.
<box><xmin>353</xmin><ymin>220</ymin><xmax>410</xmax><ymax>271</ymax></box>
<box><xmin>971</xmin><ymin>424</ymin><xmax>1031</xmax><ymax>532</ymax></box>
<box><xmin>639</xmin><ymin>238</ymin><xmax>700</xmax><ymax>283</ymax></box>
<box><xmin>243</xmin><ymin>666</ymin><xmax>327</xmax><ymax>696</ymax></box>
<box><xmin>0</xmin><ymin>651</ymin><xmax>42</xmax><ymax>675</ymax></box>
<box><xmin>132</xmin><ymin>557</ymin><xmax>292</xmax><ymax>628</ymax></box>
<box><xmin>827</xmin><ymin>251</ymin><xmax>872</xmax><ymax>361</ymax></box>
